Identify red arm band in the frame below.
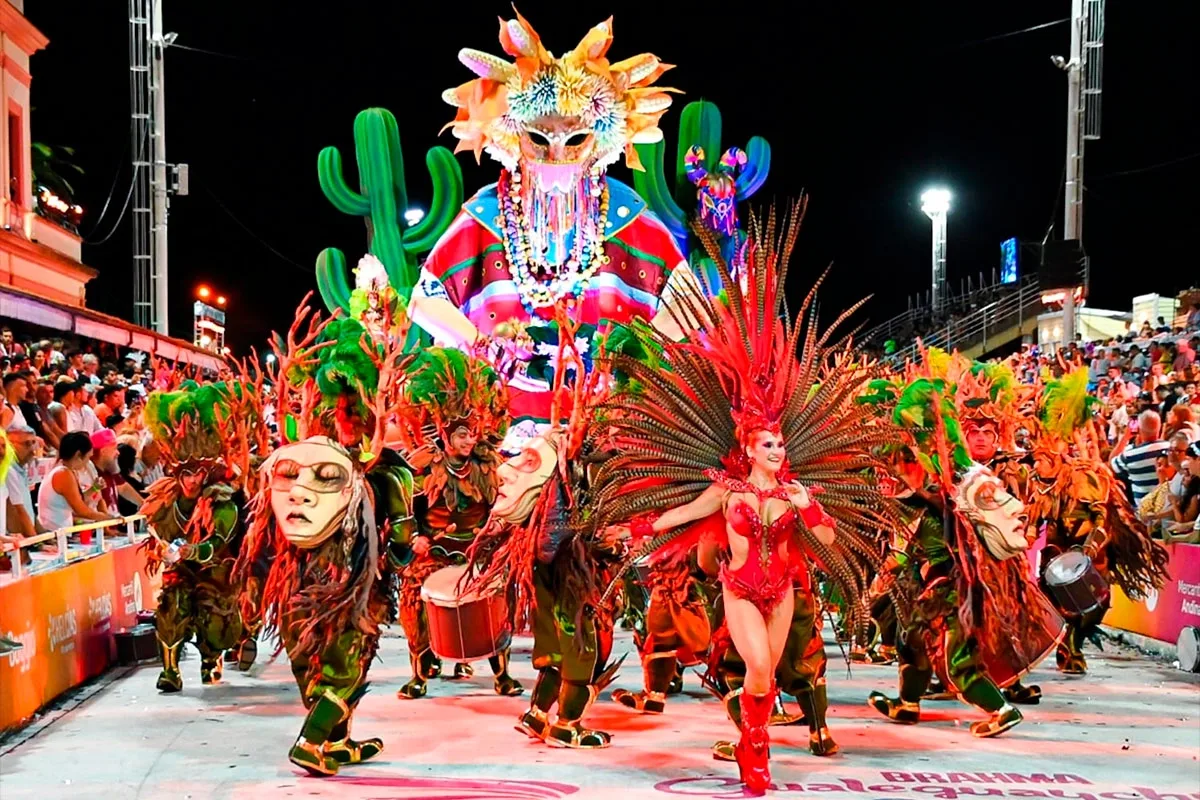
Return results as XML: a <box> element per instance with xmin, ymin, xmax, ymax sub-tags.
<box><xmin>799</xmin><ymin>498</ymin><xmax>832</xmax><ymax>530</ymax></box>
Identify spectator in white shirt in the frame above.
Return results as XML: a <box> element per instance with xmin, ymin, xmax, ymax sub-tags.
<box><xmin>4</xmin><ymin>423</ymin><xmax>44</xmax><ymax>539</ymax></box>
<box><xmin>1</xmin><ymin>371</ymin><xmax>31</xmax><ymax>430</ymax></box>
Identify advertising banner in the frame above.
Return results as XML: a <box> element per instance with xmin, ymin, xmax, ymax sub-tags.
<box><xmin>1104</xmin><ymin>543</ymin><xmax>1200</xmax><ymax>644</ymax></box>
<box><xmin>0</xmin><ymin>552</ymin><xmax>117</xmax><ymax>730</ymax></box>
<box><xmin>0</xmin><ymin>541</ymin><xmax>159</xmax><ymax>731</ymax></box>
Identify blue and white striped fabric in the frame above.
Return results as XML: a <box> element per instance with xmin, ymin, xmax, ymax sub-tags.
<box><xmin>1110</xmin><ymin>439</ymin><xmax>1171</xmax><ymax>506</ymax></box>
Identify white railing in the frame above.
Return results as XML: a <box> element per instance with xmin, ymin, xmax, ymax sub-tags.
<box><xmin>887</xmin><ymin>276</ymin><xmax>1045</xmax><ymax>363</ymax></box>
<box><xmin>1</xmin><ymin>515</ymin><xmax>148</xmax><ymax>581</ymax></box>
<box><xmin>860</xmin><ymin>273</ymin><xmax>1038</xmax><ymax>347</ymax></box>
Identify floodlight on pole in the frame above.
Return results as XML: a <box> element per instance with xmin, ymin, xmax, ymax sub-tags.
<box><xmin>920</xmin><ymin>188</ymin><xmax>951</xmax><ymax>314</ymax></box>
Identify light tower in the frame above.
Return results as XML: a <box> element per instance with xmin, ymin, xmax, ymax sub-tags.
<box><xmin>921</xmin><ymin>188</ymin><xmax>952</xmax><ymax>315</ymax></box>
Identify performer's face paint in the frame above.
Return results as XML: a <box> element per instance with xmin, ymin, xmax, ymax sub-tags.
<box><xmin>446</xmin><ymin>424</ymin><xmax>479</xmax><ymax>461</ymax></box>
<box><xmin>965</xmin><ymin>421</ymin><xmax>999</xmax><ymax>462</ymax></box>
<box><xmin>959</xmin><ymin>468</ymin><xmax>1028</xmax><ymax>560</ymax></box>
<box><xmin>268</xmin><ymin>439</ymin><xmax>355</xmax><ymax>548</ymax></box>
<box><xmin>178</xmin><ymin>466</ymin><xmax>207</xmax><ymax>500</ymax></box>
<box><xmin>492</xmin><ymin>433</ymin><xmax>558</xmax><ymax>523</ymax></box>
<box><xmin>745</xmin><ymin>429</ymin><xmax>786</xmax><ymax>475</ymax></box>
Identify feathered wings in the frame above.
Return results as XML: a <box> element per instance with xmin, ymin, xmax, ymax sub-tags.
<box><xmin>587</xmin><ymin>202</ymin><xmax>900</xmax><ymax>632</ymax></box>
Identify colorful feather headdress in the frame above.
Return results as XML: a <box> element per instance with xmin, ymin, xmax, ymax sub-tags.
<box><xmin>393</xmin><ymin>346</ymin><xmax>509</xmax><ymax>450</ymax></box>
<box><xmin>441</xmin><ymin>9</ymin><xmax>678</xmax><ymax>171</ymax></box>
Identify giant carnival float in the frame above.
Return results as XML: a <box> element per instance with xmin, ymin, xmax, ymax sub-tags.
<box><xmin>5</xmin><ymin>9</ymin><xmax>1188</xmax><ymax>797</ymax></box>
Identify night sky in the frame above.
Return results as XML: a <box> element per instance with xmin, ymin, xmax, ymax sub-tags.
<box><xmin>24</xmin><ymin>1</ymin><xmax>1200</xmax><ymax>350</ymax></box>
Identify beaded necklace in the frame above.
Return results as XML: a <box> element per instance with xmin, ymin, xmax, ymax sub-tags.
<box><xmin>497</xmin><ymin>165</ymin><xmax>610</xmax><ymax>312</ymax></box>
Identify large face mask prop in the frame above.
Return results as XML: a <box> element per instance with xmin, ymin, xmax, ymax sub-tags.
<box><xmin>267</xmin><ymin>437</ymin><xmax>356</xmax><ymax>549</ymax></box>
<box><xmin>492</xmin><ymin>432</ymin><xmax>560</xmax><ymax>524</ymax></box>
<box><xmin>956</xmin><ymin>465</ymin><xmax>1029</xmax><ymax>560</ymax></box>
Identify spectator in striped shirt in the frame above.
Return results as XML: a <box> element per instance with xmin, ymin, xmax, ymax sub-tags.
<box><xmin>1111</xmin><ymin>410</ymin><xmax>1171</xmax><ymax>506</ymax></box>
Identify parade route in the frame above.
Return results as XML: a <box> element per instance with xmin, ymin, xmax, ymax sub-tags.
<box><xmin>1</xmin><ymin>631</ymin><xmax>1197</xmax><ymax>800</ymax></box>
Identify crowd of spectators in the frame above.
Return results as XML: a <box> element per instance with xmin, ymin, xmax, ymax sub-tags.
<box><xmin>0</xmin><ymin>326</ymin><xmax>169</xmax><ymax>565</ymax></box>
<box><xmin>1000</xmin><ymin>308</ymin><xmax>1200</xmax><ymax>544</ymax></box>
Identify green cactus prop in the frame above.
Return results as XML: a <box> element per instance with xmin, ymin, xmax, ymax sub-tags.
<box><xmin>632</xmin><ymin>100</ymin><xmax>770</xmax><ymax>291</ymax></box>
<box><xmin>315</xmin><ymin>108</ymin><xmax>464</xmax><ymax>313</ymax></box>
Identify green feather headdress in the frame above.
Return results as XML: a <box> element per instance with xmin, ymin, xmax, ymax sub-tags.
<box><xmin>1040</xmin><ymin>367</ymin><xmax>1097</xmax><ymax>441</ymax></box>
<box><xmin>144</xmin><ymin>380</ymin><xmax>237</xmax><ymax>463</ymax></box>
<box><xmin>401</xmin><ymin>346</ymin><xmax>508</xmax><ymax>444</ymax></box>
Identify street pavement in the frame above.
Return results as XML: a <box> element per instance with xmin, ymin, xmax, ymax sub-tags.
<box><xmin>1</xmin><ymin>629</ymin><xmax>1197</xmax><ymax>800</ymax></box>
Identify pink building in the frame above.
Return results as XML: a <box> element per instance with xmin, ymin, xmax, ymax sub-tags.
<box><xmin>0</xmin><ymin>0</ymin><xmax>220</xmax><ymax>369</ymax></box>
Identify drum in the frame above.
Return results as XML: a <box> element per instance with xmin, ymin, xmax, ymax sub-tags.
<box><xmin>1043</xmin><ymin>550</ymin><xmax>1111</xmax><ymax>617</ymax></box>
<box><xmin>420</xmin><ymin>564</ymin><xmax>511</xmax><ymax>662</ymax></box>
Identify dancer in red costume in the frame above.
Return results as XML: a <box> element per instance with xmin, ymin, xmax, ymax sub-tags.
<box><xmin>592</xmin><ymin>204</ymin><xmax>900</xmax><ymax>793</ymax></box>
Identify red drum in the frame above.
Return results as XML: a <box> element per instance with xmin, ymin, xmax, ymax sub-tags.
<box><xmin>1044</xmin><ymin>550</ymin><xmax>1111</xmax><ymax>617</ymax></box>
<box><xmin>421</xmin><ymin>564</ymin><xmax>512</xmax><ymax>662</ymax></box>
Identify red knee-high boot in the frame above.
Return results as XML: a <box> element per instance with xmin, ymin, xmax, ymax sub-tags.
<box><xmin>736</xmin><ymin>689</ymin><xmax>774</xmax><ymax>794</ymax></box>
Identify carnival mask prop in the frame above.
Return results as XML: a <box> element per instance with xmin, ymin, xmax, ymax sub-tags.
<box><xmin>492</xmin><ymin>431</ymin><xmax>560</xmax><ymax>524</ymax></box>
<box><xmin>442</xmin><ymin>12</ymin><xmax>676</xmax><ymax>173</ymax></box>
<box><xmin>266</xmin><ymin>437</ymin><xmax>357</xmax><ymax>549</ymax></box>
<box><xmin>686</xmin><ymin>145</ymin><xmax>747</xmax><ymax>237</ymax></box>
<box><xmin>956</xmin><ymin>465</ymin><xmax>1029</xmax><ymax>561</ymax></box>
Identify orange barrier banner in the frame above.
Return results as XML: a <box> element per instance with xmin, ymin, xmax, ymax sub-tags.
<box><xmin>110</xmin><ymin>541</ymin><xmax>161</xmax><ymax>630</ymax></box>
<box><xmin>1104</xmin><ymin>543</ymin><xmax>1200</xmax><ymax>645</ymax></box>
<box><xmin>0</xmin><ymin>542</ymin><xmax>162</xmax><ymax>731</ymax></box>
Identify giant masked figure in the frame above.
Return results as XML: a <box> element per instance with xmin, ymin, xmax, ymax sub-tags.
<box><xmin>410</xmin><ymin>10</ymin><xmax>696</xmax><ymax>452</ymax></box>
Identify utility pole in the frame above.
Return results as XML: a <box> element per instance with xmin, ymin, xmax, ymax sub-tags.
<box><xmin>1060</xmin><ymin>0</ymin><xmax>1105</xmax><ymax>346</ymax></box>
<box><xmin>150</xmin><ymin>0</ymin><xmax>170</xmax><ymax>336</ymax></box>
<box><xmin>1061</xmin><ymin>0</ymin><xmax>1084</xmax><ymax>345</ymax></box>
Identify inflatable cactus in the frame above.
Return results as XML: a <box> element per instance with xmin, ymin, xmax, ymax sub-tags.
<box><xmin>315</xmin><ymin>108</ymin><xmax>464</xmax><ymax>313</ymax></box>
<box><xmin>632</xmin><ymin>100</ymin><xmax>770</xmax><ymax>288</ymax></box>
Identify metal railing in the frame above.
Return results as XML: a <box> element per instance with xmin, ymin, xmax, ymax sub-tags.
<box><xmin>1</xmin><ymin>515</ymin><xmax>147</xmax><ymax>581</ymax></box>
<box><xmin>887</xmin><ymin>276</ymin><xmax>1045</xmax><ymax>363</ymax></box>
<box><xmin>860</xmin><ymin>273</ymin><xmax>1037</xmax><ymax>347</ymax></box>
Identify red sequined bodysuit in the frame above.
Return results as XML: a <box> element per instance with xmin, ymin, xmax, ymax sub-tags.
<box><xmin>721</xmin><ymin>498</ymin><xmax>806</xmax><ymax>615</ymax></box>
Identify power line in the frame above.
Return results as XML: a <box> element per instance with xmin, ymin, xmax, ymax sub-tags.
<box><xmin>1091</xmin><ymin>150</ymin><xmax>1200</xmax><ymax>179</ymax></box>
<box><xmin>167</xmin><ymin>42</ymin><xmax>248</xmax><ymax>61</ymax></box>
<box><xmin>84</xmin><ymin>126</ymin><xmax>147</xmax><ymax>245</ymax></box>
<box><xmin>949</xmin><ymin>18</ymin><xmax>1069</xmax><ymax>50</ymax></box>
<box><xmin>199</xmin><ymin>182</ymin><xmax>313</xmax><ymax>273</ymax></box>
<box><xmin>78</xmin><ymin>134</ymin><xmax>130</xmax><ymax>240</ymax></box>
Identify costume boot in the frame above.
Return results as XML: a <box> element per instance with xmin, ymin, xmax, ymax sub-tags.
<box><xmin>451</xmin><ymin>662</ymin><xmax>474</xmax><ymax>679</ymax></box>
<box><xmin>324</xmin><ymin>713</ymin><xmax>383</xmax><ymax>766</ymax></box>
<box><xmin>546</xmin><ymin>680</ymin><xmax>611</xmax><ymax>749</ymax></box>
<box><xmin>224</xmin><ymin>648</ymin><xmax>239</xmax><ymax>664</ymax></box>
<box><xmin>397</xmin><ymin>648</ymin><xmax>437</xmax><ymax>699</ymax></box>
<box><xmin>200</xmin><ymin>652</ymin><xmax>223</xmax><ymax>685</ymax></box>
<box><xmin>490</xmin><ymin>650</ymin><xmax>524</xmax><ymax>696</ymax></box>
<box><xmin>614</xmin><ymin>651</ymin><xmax>674</xmax><ymax>714</ymax></box>
<box><xmin>517</xmin><ymin>666</ymin><xmax>561</xmax><ymax>740</ymax></box>
<box><xmin>237</xmin><ymin>628</ymin><xmax>259</xmax><ymax>672</ymax></box>
<box><xmin>796</xmin><ymin>682</ymin><xmax>839</xmax><ymax>756</ymax></box>
<box><xmin>156</xmin><ymin>638</ymin><xmax>184</xmax><ymax>693</ymax></box>
<box><xmin>734</xmin><ymin>689</ymin><xmax>773</xmax><ymax>795</ymax></box>
<box><xmin>288</xmin><ymin>690</ymin><xmax>351</xmax><ymax>777</ymax></box>
<box><xmin>1003</xmin><ymin>678</ymin><xmax>1042</xmax><ymax>705</ymax></box>
<box><xmin>962</xmin><ymin>678</ymin><xmax>1022</xmax><ymax>738</ymax></box>
<box><xmin>868</xmin><ymin>663</ymin><xmax>926</xmax><ymax>724</ymax></box>
<box><xmin>668</xmin><ymin>661</ymin><xmax>685</xmax><ymax>694</ymax></box>
<box><xmin>1056</xmin><ymin>623</ymin><xmax>1088</xmax><ymax>675</ymax></box>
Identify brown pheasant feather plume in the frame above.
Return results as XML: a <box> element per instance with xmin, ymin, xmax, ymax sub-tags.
<box><xmin>587</xmin><ymin>200</ymin><xmax>904</xmax><ymax>633</ymax></box>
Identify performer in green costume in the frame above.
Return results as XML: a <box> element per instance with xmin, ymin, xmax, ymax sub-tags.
<box><xmin>143</xmin><ymin>381</ymin><xmax>258</xmax><ymax>692</ymax></box>
<box><xmin>390</xmin><ymin>347</ymin><xmax>522</xmax><ymax>699</ymax></box>
<box><xmin>236</xmin><ymin>310</ymin><xmax>418</xmax><ymax>776</ymax></box>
